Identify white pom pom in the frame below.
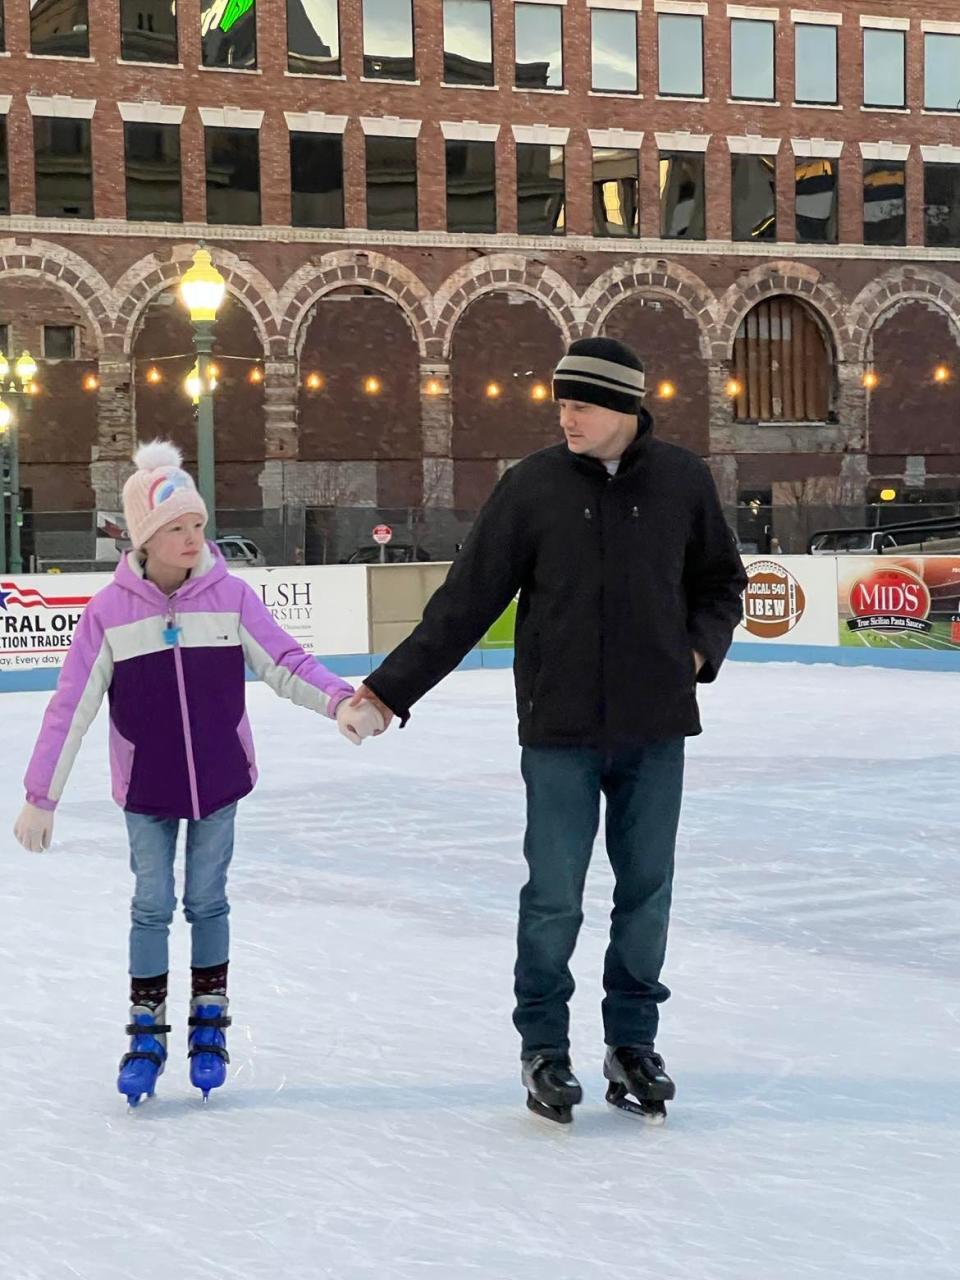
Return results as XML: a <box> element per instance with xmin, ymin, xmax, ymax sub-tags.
<box><xmin>133</xmin><ymin>440</ymin><xmax>183</xmax><ymax>472</ymax></box>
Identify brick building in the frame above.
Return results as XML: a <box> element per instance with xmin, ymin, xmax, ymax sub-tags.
<box><xmin>1</xmin><ymin>0</ymin><xmax>960</xmax><ymax>557</ymax></box>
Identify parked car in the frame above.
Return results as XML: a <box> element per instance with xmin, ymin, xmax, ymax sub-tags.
<box><xmin>808</xmin><ymin>530</ymin><xmax>898</xmax><ymax>555</ymax></box>
<box><xmin>216</xmin><ymin>535</ymin><xmax>266</xmax><ymax>566</ymax></box>
<box><xmin>343</xmin><ymin>544</ymin><xmax>432</xmax><ymax>564</ymax></box>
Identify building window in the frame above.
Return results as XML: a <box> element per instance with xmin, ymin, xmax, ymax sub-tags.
<box><xmin>730</xmin><ymin>19</ymin><xmax>775</xmax><ymax>102</ymax></box>
<box><xmin>446</xmin><ymin>139</ymin><xmax>496</xmax><ymax>233</ymax></box>
<box><xmin>591</xmin><ymin>9</ymin><xmax>638</xmax><ymax>94</ymax></box>
<box><xmin>863</xmin><ymin>28</ymin><xmax>905</xmax><ymax>109</ymax></box>
<box><xmin>0</xmin><ymin>119</ymin><xmax>8</xmax><ymax>217</ymax></box>
<box><xmin>863</xmin><ymin>159</ymin><xmax>906</xmax><ymax>247</ymax></box>
<box><xmin>366</xmin><ymin>136</ymin><xmax>418</xmax><ymax>230</ymax></box>
<box><xmin>924</xmin><ymin>163</ymin><xmax>960</xmax><ymax>247</ymax></box>
<box><xmin>362</xmin><ymin>0</ymin><xmax>415</xmax><ymax>80</ymax></box>
<box><xmin>731</xmin><ymin>298</ymin><xmax>831</xmax><ymax>422</ymax></box>
<box><xmin>287</xmin><ymin>0</ymin><xmax>340</xmax><ymax>75</ymax></box>
<box><xmin>290</xmin><ymin>132</ymin><xmax>344</xmax><ymax>227</ymax></box>
<box><xmin>593</xmin><ymin>148</ymin><xmax>639</xmax><ymax>237</ymax></box>
<box><xmin>34</xmin><ymin>117</ymin><xmax>93</xmax><ymax>218</ymax></box>
<box><xmin>443</xmin><ymin>0</ymin><xmax>493</xmax><ymax>87</ymax></box>
<box><xmin>204</xmin><ymin>127</ymin><xmax>260</xmax><ymax>225</ymax></box>
<box><xmin>795</xmin><ymin>156</ymin><xmax>838</xmax><ymax>244</ymax></box>
<box><xmin>659</xmin><ymin>151</ymin><xmax>705</xmax><ymax>239</ymax></box>
<box><xmin>794</xmin><ymin>23</ymin><xmax>837</xmax><ymax>105</ymax></box>
<box><xmin>43</xmin><ymin>325</ymin><xmax>77</xmax><ymax>360</ymax></box>
<box><xmin>516</xmin><ymin>143</ymin><xmax>565</xmax><ymax>235</ymax></box>
<box><xmin>732</xmin><ymin>154</ymin><xmax>776</xmax><ymax>242</ymax></box>
<box><xmin>30</xmin><ymin>0</ymin><xmax>89</xmax><ymax>56</ymax></box>
<box><xmin>124</xmin><ymin>122</ymin><xmax>182</xmax><ymax>222</ymax></box>
<box><xmin>201</xmin><ymin>0</ymin><xmax>257</xmax><ymax>69</ymax></box>
<box><xmin>658</xmin><ymin>14</ymin><xmax>703</xmax><ymax>97</ymax></box>
<box><xmin>514</xmin><ymin>3</ymin><xmax>563</xmax><ymax>90</ymax></box>
<box><xmin>0</xmin><ymin>324</ymin><xmax>9</xmax><ymax>356</ymax></box>
<box><xmin>120</xmin><ymin>0</ymin><xmax>178</xmax><ymax>63</ymax></box>
<box><xmin>924</xmin><ymin>34</ymin><xmax>960</xmax><ymax>112</ymax></box>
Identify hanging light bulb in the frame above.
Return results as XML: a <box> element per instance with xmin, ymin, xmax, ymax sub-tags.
<box><xmin>725</xmin><ymin>377</ymin><xmax>742</xmax><ymax>398</ymax></box>
<box><xmin>82</xmin><ymin>373</ymin><xmax>100</xmax><ymax>392</ymax></box>
<box><xmin>657</xmin><ymin>380</ymin><xmax>677</xmax><ymax>400</ymax></box>
<box><xmin>485</xmin><ymin>382</ymin><xmax>502</xmax><ymax>399</ymax></box>
<box><xmin>248</xmin><ymin>366</ymin><xmax>264</xmax><ymax>384</ymax></box>
<box><xmin>862</xmin><ymin>370</ymin><xmax>879</xmax><ymax>390</ymax></box>
<box><xmin>364</xmin><ymin>376</ymin><xmax>382</xmax><ymax>396</ymax></box>
<box><xmin>423</xmin><ymin>378</ymin><xmax>444</xmax><ymax>397</ymax></box>
<box><xmin>530</xmin><ymin>382</ymin><xmax>549</xmax><ymax>402</ymax></box>
<box><xmin>146</xmin><ymin>366</ymin><xmax>162</xmax><ymax>385</ymax></box>
<box><xmin>305</xmin><ymin>372</ymin><xmax>325</xmax><ymax>391</ymax></box>
<box><xmin>933</xmin><ymin>364</ymin><xmax>950</xmax><ymax>384</ymax></box>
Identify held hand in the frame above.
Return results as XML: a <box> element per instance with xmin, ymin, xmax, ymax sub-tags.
<box><xmin>347</xmin><ymin>684</ymin><xmax>395</xmax><ymax>733</ymax></box>
<box><xmin>336</xmin><ymin>698</ymin><xmax>385</xmax><ymax>747</ymax></box>
<box><xmin>14</xmin><ymin>802</ymin><xmax>54</xmax><ymax>852</ymax></box>
<box><xmin>693</xmin><ymin>650</ymin><xmax>706</xmax><ymax>677</ymax></box>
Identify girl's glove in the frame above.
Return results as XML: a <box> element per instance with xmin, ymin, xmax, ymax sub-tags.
<box><xmin>14</xmin><ymin>802</ymin><xmax>54</xmax><ymax>852</ymax></box>
<box><xmin>336</xmin><ymin>699</ymin><xmax>385</xmax><ymax>747</ymax></box>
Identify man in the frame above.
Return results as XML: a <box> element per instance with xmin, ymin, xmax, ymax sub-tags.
<box><xmin>352</xmin><ymin>337</ymin><xmax>746</xmax><ymax>1124</ymax></box>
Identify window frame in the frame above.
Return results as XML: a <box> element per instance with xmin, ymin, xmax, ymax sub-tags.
<box><xmin>444</xmin><ymin>137</ymin><xmax>498</xmax><ymax>234</ymax></box>
<box><xmin>592</xmin><ymin>146</ymin><xmax>640</xmax><ymax>237</ymax></box>
<box><xmin>923</xmin><ymin>161</ymin><xmax>960</xmax><ymax>248</ymax></box>
<box><xmin>924</xmin><ymin>32</ymin><xmax>960</xmax><ymax>113</ymax></box>
<box><xmin>730</xmin><ymin>17</ymin><xmax>776</xmax><ymax>103</ymax></box>
<box><xmin>794</xmin><ymin>21</ymin><xmax>838</xmax><ymax>107</ymax></box>
<box><xmin>290</xmin><ymin>131</ymin><xmax>345</xmax><ymax>228</ymax></box>
<box><xmin>442</xmin><ymin>0</ymin><xmax>494</xmax><ymax>87</ymax></box>
<box><xmin>286</xmin><ymin>0</ymin><xmax>342</xmax><ymax>77</ymax></box>
<box><xmin>794</xmin><ymin>155</ymin><xmax>839</xmax><ymax>246</ymax></box>
<box><xmin>862</xmin><ymin>26</ymin><xmax>907</xmax><ymax>110</ymax></box>
<box><xmin>365</xmin><ymin>134</ymin><xmax>420</xmax><ymax>232</ymax></box>
<box><xmin>590</xmin><ymin>8</ymin><xmax>639</xmax><ymax>96</ymax></box>
<box><xmin>119</xmin><ymin>0</ymin><xmax>179</xmax><ymax>64</ymax></box>
<box><xmin>123</xmin><ymin>120</ymin><xmax>183</xmax><ymax>223</ymax></box>
<box><xmin>515</xmin><ymin>141</ymin><xmax>566</xmax><ymax>236</ymax></box>
<box><xmin>514</xmin><ymin>1</ymin><xmax>565</xmax><ymax>92</ymax></box>
<box><xmin>33</xmin><ymin>115</ymin><xmax>95</xmax><ymax>219</ymax></box>
<box><xmin>362</xmin><ymin>0</ymin><xmax>416</xmax><ymax>81</ymax></box>
<box><xmin>657</xmin><ymin>12</ymin><xmax>705</xmax><ymax>99</ymax></box>
<box><xmin>203</xmin><ymin>125</ymin><xmax>262</xmax><ymax>226</ymax></box>
<box><xmin>42</xmin><ymin>325</ymin><xmax>77</xmax><ymax>361</ymax></box>
<box><xmin>862</xmin><ymin>157</ymin><xmax>907</xmax><ymax>248</ymax></box>
<box><xmin>731</xmin><ymin>152</ymin><xmax>778</xmax><ymax>243</ymax></box>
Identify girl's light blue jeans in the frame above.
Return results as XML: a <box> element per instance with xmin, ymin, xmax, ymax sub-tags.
<box><xmin>125</xmin><ymin>803</ymin><xmax>237</xmax><ymax>978</ymax></box>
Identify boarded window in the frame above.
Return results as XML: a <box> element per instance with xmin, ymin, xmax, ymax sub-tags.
<box><xmin>731</xmin><ymin>297</ymin><xmax>831</xmax><ymax>423</ymax></box>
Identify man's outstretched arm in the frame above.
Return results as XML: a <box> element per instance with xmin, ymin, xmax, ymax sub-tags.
<box><xmin>354</xmin><ymin>470</ymin><xmax>530</xmax><ymax>727</ymax></box>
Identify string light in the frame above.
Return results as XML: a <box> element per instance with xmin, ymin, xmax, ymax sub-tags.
<box><xmin>485</xmin><ymin>382</ymin><xmax>502</xmax><ymax>399</ymax></box>
<box><xmin>423</xmin><ymin>378</ymin><xmax>444</xmax><ymax>397</ymax></box>
<box><xmin>862</xmin><ymin>370</ymin><xmax>879</xmax><ymax>390</ymax></box>
<box><xmin>530</xmin><ymin>382</ymin><xmax>549</xmax><ymax>402</ymax></box>
<box><xmin>305</xmin><ymin>372</ymin><xmax>325</xmax><ymax>391</ymax></box>
<box><xmin>879</xmin><ymin>487</ymin><xmax>897</xmax><ymax>502</ymax></box>
<box><xmin>364</xmin><ymin>376</ymin><xmax>382</xmax><ymax>396</ymax></box>
<box><xmin>934</xmin><ymin>364</ymin><xmax>950</xmax><ymax>384</ymax></box>
<box><xmin>82</xmin><ymin>373</ymin><xmax>100</xmax><ymax>392</ymax></box>
<box><xmin>657</xmin><ymin>380</ymin><xmax>677</xmax><ymax>400</ymax></box>
<box><xmin>725</xmin><ymin>378</ymin><xmax>742</xmax><ymax>398</ymax></box>
<box><xmin>207</xmin><ymin>362</ymin><xmax>220</xmax><ymax>380</ymax></box>
<box><xmin>248</xmin><ymin>367</ymin><xmax>264</xmax><ymax>384</ymax></box>
<box><xmin>146</xmin><ymin>366</ymin><xmax>162</xmax><ymax>385</ymax></box>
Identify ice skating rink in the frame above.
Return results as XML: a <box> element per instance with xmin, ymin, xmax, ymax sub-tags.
<box><xmin>1</xmin><ymin>663</ymin><xmax>957</xmax><ymax>1280</ymax></box>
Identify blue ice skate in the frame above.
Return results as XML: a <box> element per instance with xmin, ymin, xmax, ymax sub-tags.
<box><xmin>117</xmin><ymin>1004</ymin><xmax>170</xmax><ymax>1107</ymax></box>
<box><xmin>188</xmin><ymin>995</ymin><xmax>231</xmax><ymax>1101</ymax></box>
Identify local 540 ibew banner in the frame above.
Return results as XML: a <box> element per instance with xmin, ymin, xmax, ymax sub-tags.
<box><xmin>735</xmin><ymin>555</ymin><xmax>839</xmax><ymax>648</ymax></box>
<box><xmin>838</xmin><ymin>556</ymin><xmax>960</xmax><ymax>652</ymax></box>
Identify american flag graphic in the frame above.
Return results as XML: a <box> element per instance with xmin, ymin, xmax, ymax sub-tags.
<box><xmin>0</xmin><ymin>581</ymin><xmax>92</xmax><ymax>611</ymax></box>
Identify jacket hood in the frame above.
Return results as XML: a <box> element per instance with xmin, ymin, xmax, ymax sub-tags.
<box><xmin>113</xmin><ymin>541</ymin><xmax>227</xmax><ymax>606</ymax></box>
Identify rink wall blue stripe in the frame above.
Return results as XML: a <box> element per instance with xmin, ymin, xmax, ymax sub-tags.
<box><xmin>6</xmin><ymin>642</ymin><xmax>960</xmax><ymax>694</ymax></box>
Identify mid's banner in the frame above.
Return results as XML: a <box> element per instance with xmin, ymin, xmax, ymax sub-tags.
<box><xmin>0</xmin><ymin>563</ymin><xmax>369</xmax><ymax>677</ymax></box>
<box><xmin>837</xmin><ymin>556</ymin><xmax>960</xmax><ymax>653</ymax></box>
<box><xmin>735</xmin><ymin>555</ymin><xmax>839</xmax><ymax>648</ymax></box>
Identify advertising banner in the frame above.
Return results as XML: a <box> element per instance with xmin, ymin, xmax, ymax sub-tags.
<box><xmin>735</xmin><ymin>555</ymin><xmax>839</xmax><ymax>648</ymax></box>
<box><xmin>837</xmin><ymin>556</ymin><xmax>960</xmax><ymax>653</ymax></box>
<box><xmin>0</xmin><ymin>573</ymin><xmax>107</xmax><ymax>674</ymax></box>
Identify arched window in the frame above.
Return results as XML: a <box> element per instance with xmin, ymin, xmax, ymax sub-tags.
<box><xmin>731</xmin><ymin>296</ymin><xmax>833</xmax><ymax>422</ymax></box>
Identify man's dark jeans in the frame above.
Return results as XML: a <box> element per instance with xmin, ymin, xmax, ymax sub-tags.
<box><xmin>514</xmin><ymin>739</ymin><xmax>685</xmax><ymax>1057</ymax></box>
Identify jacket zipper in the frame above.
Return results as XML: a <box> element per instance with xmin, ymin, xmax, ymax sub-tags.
<box><xmin>167</xmin><ymin>598</ymin><xmax>202</xmax><ymax>820</ymax></box>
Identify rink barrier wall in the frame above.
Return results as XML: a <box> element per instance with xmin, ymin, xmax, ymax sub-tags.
<box><xmin>4</xmin><ymin>554</ymin><xmax>960</xmax><ymax>692</ymax></box>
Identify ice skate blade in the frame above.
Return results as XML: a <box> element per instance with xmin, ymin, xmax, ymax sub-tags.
<box><xmin>606</xmin><ymin>1084</ymin><xmax>668</xmax><ymax>1124</ymax></box>
<box><xmin>526</xmin><ymin>1092</ymin><xmax>575</xmax><ymax>1126</ymax></box>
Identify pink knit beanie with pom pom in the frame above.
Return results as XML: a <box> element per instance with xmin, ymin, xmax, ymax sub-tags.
<box><xmin>122</xmin><ymin>441</ymin><xmax>209</xmax><ymax>550</ymax></box>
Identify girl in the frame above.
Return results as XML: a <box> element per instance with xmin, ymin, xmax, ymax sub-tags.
<box><xmin>13</xmin><ymin>442</ymin><xmax>382</xmax><ymax>1105</ymax></box>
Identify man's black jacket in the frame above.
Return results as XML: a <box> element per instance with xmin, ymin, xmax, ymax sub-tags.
<box><xmin>366</xmin><ymin>413</ymin><xmax>747</xmax><ymax>747</ymax></box>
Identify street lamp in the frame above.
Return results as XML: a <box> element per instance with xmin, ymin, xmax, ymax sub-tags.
<box><xmin>179</xmin><ymin>246</ymin><xmax>226</xmax><ymax>539</ymax></box>
<box><xmin>0</xmin><ymin>350</ymin><xmax>40</xmax><ymax>573</ymax></box>
<box><xmin>0</xmin><ymin>399</ymin><xmax>11</xmax><ymax>574</ymax></box>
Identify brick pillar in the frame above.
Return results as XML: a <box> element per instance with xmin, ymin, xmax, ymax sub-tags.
<box><xmin>263</xmin><ymin>360</ymin><xmax>299</xmax><ymax>460</ymax></box>
<box><xmin>343</xmin><ymin>119</ymin><xmax>366</xmax><ymax>230</ymax></box>
<box><xmin>421</xmin><ymin>362</ymin><xmax>453</xmax><ymax>506</ymax></box>
<box><xmin>707</xmin><ymin>453</ymin><xmax>738</xmax><ymax>508</ymax></box>
<box><xmin>419</xmin><ymin>126</ymin><xmax>446</xmax><ymax>233</ymax></box>
<box><xmin>90</xmin><ymin>357</ymin><xmax>135</xmax><ymax>509</ymax></box>
<box><xmin>906</xmin><ymin>151</ymin><xmax>925</xmax><ymax>248</ymax></box>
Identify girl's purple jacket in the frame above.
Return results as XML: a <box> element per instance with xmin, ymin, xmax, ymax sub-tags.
<box><xmin>24</xmin><ymin>544</ymin><xmax>354</xmax><ymax>820</ymax></box>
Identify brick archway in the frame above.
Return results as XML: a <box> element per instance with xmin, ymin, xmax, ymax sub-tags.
<box><xmin>114</xmin><ymin>245</ymin><xmax>279</xmax><ymax>355</ymax></box>
<box><xmin>433</xmin><ymin>254</ymin><xmax>578</xmax><ymax>359</ymax></box>
<box><xmin>580</xmin><ymin>259</ymin><xmax>716</xmax><ymax>358</ymax></box>
<box><xmin>849</xmin><ymin>267</ymin><xmax>960</xmax><ymax>363</ymax></box>
<box><xmin>0</xmin><ymin>238</ymin><xmax>109</xmax><ymax>350</ymax></box>
<box><xmin>278</xmin><ymin>250</ymin><xmax>432</xmax><ymax>359</ymax></box>
<box><xmin>714</xmin><ymin>262</ymin><xmax>852</xmax><ymax>363</ymax></box>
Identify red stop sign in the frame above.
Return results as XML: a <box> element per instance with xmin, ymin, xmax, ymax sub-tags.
<box><xmin>372</xmin><ymin>524</ymin><xmax>393</xmax><ymax>546</ymax></box>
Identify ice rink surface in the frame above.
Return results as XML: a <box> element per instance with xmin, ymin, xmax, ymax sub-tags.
<box><xmin>1</xmin><ymin>662</ymin><xmax>957</xmax><ymax>1280</ymax></box>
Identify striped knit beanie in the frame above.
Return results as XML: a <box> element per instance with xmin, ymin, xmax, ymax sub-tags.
<box><xmin>552</xmin><ymin>337</ymin><xmax>646</xmax><ymax>415</ymax></box>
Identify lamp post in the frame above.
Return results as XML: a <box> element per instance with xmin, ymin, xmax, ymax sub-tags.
<box><xmin>0</xmin><ymin>399</ymin><xmax>11</xmax><ymax>573</ymax></box>
<box><xmin>179</xmin><ymin>247</ymin><xmax>226</xmax><ymax>540</ymax></box>
<box><xmin>0</xmin><ymin>351</ymin><xmax>39</xmax><ymax>573</ymax></box>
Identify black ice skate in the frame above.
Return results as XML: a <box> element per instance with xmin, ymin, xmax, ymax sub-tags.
<box><xmin>522</xmin><ymin>1053</ymin><xmax>583</xmax><ymax>1125</ymax></box>
<box><xmin>604</xmin><ymin>1045</ymin><xmax>675</xmax><ymax>1124</ymax></box>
